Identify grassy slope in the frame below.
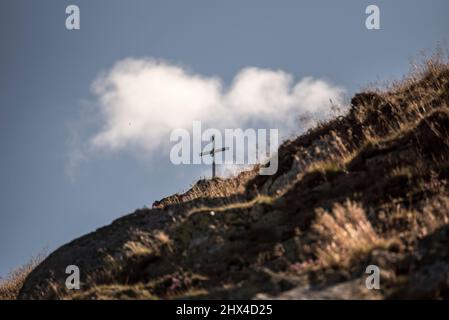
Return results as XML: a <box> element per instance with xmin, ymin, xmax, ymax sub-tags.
<box><xmin>5</xmin><ymin>54</ymin><xmax>449</xmax><ymax>300</ymax></box>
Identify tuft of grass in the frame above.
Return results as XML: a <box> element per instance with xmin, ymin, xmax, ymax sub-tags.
<box><xmin>390</xmin><ymin>166</ymin><xmax>414</xmax><ymax>179</ymax></box>
<box><xmin>307</xmin><ymin>160</ymin><xmax>345</xmax><ymax>175</ymax></box>
<box><xmin>0</xmin><ymin>253</ymin><xmax>45</xmax><ymax>300</ymax></box>
<box><xmin>311</xmin><ymin>201</ymin><xmax>387</xmax><ymax>267</ymax></box>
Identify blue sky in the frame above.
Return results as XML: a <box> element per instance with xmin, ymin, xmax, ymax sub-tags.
<box><xmin>0</xmin><ymin>0</ymin><xmax>448</xmax><ymax>278</ymax></box>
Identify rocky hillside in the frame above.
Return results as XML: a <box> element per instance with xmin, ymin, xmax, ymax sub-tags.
<box><xmin>19</xmin><ymin>55</ymin><xmax>449</xmax><ymax>299</ymax></box>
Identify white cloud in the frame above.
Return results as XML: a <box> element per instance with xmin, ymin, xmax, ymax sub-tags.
<box><xmin>87</xmin><ymin>57</ymin><xmax>346</xmax><ymax>158</ymax></box>
<box><xmin>66</xmin><ymin>57</ymin><xmax>346</xmax><ymax>179</ymax></box>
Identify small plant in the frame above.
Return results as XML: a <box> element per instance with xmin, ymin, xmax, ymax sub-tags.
<box><xmin>0</xmin><ymin>253</ymin><xmax>45</xmax><ymax>300</ymax></box>
<box><xmin>311</xmin><ymin>201</ymin><xmax>385</xmax><ymax>267</ymax></box>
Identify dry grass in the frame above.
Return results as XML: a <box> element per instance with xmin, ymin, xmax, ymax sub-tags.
<box><xmin>154</xmin><ymin>169</ymin><xmax>258</xmax><ymax>208</ymax></box>
<box><xmin>419</xmin><ymin>195</ymin><xmax>449</xmax><ymax>235</ymax></box>
<box><xmin>0</xmin><ymin>254</ymin><xmax>45</xmax><ymax>300</ymax></box>
<box><xmin>311</xmin><ymin>201</ymin><xmax>387</xmax><ymax>267</ymax></box>
<box><xmin>186</xmin><ymin>193</ymin><xmax>276</xmax><ymax>217</ymax></box>
<box><xmin>380</xmin><ymin>195</ymin><xmax>449</xmax><ymax>239</ymax></box>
